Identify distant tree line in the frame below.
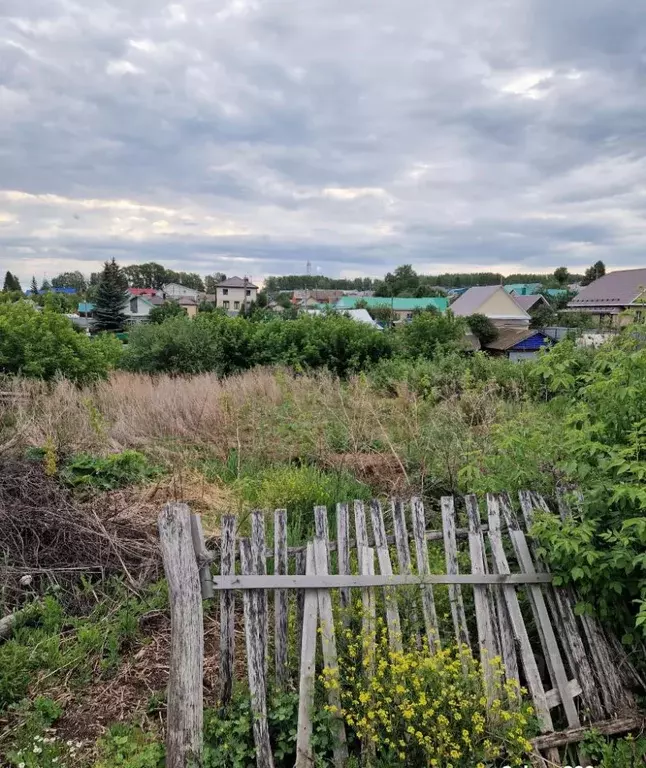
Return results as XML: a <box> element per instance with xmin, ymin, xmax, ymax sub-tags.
<box><xmin>264</xmin><ymin>275</ymin><xmax>376</xmax><ymax>292</ymax></box>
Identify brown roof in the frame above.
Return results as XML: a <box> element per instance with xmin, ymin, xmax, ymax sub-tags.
<box><xmin>567</xmin><ymin>267</ymin><xmax>646</xmax><ymax>308</ymax></box>
<box><xmin>514</xmin><ymin>294</ymin><xmax>549</xmax><ymax>311</ymax></box>
<box><xmin>178</xmin><ymin>296</ymin><xmax>198</xmax><ymax>306</ymax></box>
<box><xmin>217</xmin><ymin>276</ymin><xmax>259</xmax><ymax>289</ymax></box>
<box><xmin>484</xmin><ymin>327</ymin><xmax>537</xmax><ymax>351</ymax></box>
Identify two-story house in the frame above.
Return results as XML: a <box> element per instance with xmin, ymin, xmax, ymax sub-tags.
<box><xmin>216</xmin><ymin>276</ymin><xmax>258</xmax><ymax>313</ymax></box>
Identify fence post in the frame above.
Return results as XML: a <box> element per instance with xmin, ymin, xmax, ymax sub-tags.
<box><xmin>158</xmin><ymin>503</ymin><xmax>204</xmax><ymax>768</ymax></box>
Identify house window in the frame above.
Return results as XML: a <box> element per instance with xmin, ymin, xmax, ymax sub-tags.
<box><xmin>223</xmin><ymin>300</ymin><xmax>230</xmax><ymax>309</ymax></box>
<box><xmin>246</xmin><ymin>289</ymin><xmax>251</xmax><ymax>296</ymax></box>
<box><xmin>222</xmin><ymin>288</ymin><xmax>228</xmax><ymax>296</ymax></box>
<box><xmin>129</xmin><ymin>297</ymin><xmax>137</xmax><ymax>313</ymax></box>
<box><xmin>406</xmin><ymin>313</ymin><xmax>413</xmax><ymax>320</ymax></box>
<box><xmin>234</xmin><ymin>301</ymin><xmax>240</xmax><ymax>310</ymax></box>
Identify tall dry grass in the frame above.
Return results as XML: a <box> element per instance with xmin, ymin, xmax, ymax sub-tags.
<box><xmin>0</xmin><ymin>367</ymin><xmax>515</xmax><ymax>496</ymax></box>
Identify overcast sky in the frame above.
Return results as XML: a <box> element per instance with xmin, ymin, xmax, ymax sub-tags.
<box><xmin>2</xmin><ymin>0</ymin><xmax>646</xmax><ymax>285</ymax></box>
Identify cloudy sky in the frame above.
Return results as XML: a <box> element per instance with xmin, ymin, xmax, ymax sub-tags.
<box><xmin>1</xmin><ymin>0</ymin><xmax>645</xmax><ymax>285</ymax></box>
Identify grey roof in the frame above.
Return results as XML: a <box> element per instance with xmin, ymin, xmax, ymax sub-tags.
<box><xmin>148</xmin><ymin>294</ymin><xmax>164</xmax><ymax>305</ymax></box>
<box><xmin>217</xmin><ymin>276</ymin><xmax>259</xmax><ymax>289</ymax></box>
<box><xmin>449</xmin><ymin>285</ymin><xmax>527</xmax><ymax>316</ymax></box>
<box><xmin>567</xmin><ymin>268</ymin><xmax>646</xmax><ymax>308</ymax></box>
<box><xmin>514</xmin><ymin>294</ymin><xmax>549</xmax><ymax>311</ymax></box>
<box><xmin>178</xmin><ymin>295</ymin><xmax>198</xmax><ymax>305</ymax></box>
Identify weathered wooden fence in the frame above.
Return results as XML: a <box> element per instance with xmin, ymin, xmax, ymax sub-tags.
<box><xmin>158</xmin><ymin>492</ymin><xmax>643</xmax><ymax>768</ymax></box>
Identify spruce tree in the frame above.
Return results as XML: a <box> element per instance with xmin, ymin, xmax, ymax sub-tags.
<box><xmin>93</xmin><ymin>258</ymin><xmax>129</xmax><ymax>332</ymax></box>
<box><xmin>3</xmin><ymin>271</ymin><xmax>21</xmax><ymax>292</ymax></box>
<box><xmin>31</xmin><ymin>276</ymin><xmax>39</xmax><ymax>294</ymax></box>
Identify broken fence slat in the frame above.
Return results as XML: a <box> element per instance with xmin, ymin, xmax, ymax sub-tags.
<box><xmin>274</xmin><ymin>509</ymin><xmax>288</xmax><ymax>689</ymax></box>
<box><xmin>441</xmin><ymin>496</ymin><xmax>470</xmax><ymax>648</ymax></box>
<box><xmin>295</xmin><ymin>543</ymin><xmax>318</xmax><ymax>768</ymax></box>
<box><xmin>219</xmin><ymin>515</ymin><xmax>236</xmax><ymax>707</ymax></box>
<box><xmin>240</xmin><ymin>538</ymin><xmax>274</xmax><ymax>768</ymax></box>
<box><xmin>499</xmin><ymin>494</ymin><xmax>580</xmax><ymax>729</ymax></box>
<box><xmin>190</xmin><ymin>513</ymin><xmax>214</xmax><ymax>600</ymax></box>
<box><xmin>370</xmin><ymin>499</ymin><xmax>403</xmax><ymax>652</ymax></box>
<box><xmin>411</xmin><ymin>497</ymin><xmax>440</xmax><ymax>651</ymax></box>
<box><xmin>336</xmin><ymin>503</ymin><xmax>351</xmax><ymax>620</ymax></box>
<box><xmin>251</xmin><ymin>511</ymin><xmax>269</xmax><ymax>679</ymax></box>
<box><xmin>465</xmin><ymin>494</ymin><xmax>498</xmax><ymax>702</ymax></box>
<box><xmin>313</xmin><ymin>538</ymin><xmax>348</xmax><ymax>768</ymax></box>
<box><xmin>391</xmin><ymin>499</ymin><xmax>422</xmax><ymax>650</ymax></box>
<box><xmin>487</xmin><ymin>494</ymin><xmax>553</xmax><ymax>733</ymax></box>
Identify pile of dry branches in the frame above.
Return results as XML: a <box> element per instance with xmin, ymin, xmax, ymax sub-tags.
<box><xmin>0</xmin><ymin>459</ymin><xmax>161</xmax><ymax>608</ymax></box>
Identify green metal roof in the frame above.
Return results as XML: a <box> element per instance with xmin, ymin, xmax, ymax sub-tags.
<box><xmin>544</xmin><ymin>288</ymin><xmax>569</xmax><ymax>298</ymax></box>
<box><xmin>335</xmin><ymin>296</ymin><xmax>449</xmax><ymax>312</ymax></box>
<box><xmin>503</xmin><ymin>283</ymin><xmax>542</xmax><ymax>296</ymax></box>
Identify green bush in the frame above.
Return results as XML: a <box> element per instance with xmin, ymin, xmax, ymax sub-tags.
<box><xmin>401</xmin><ymin>310</ymin><xmax>466</xmax><ymax>360</ymax></box>
<box><xmin>0</xmin><ymin>302</ymin><xmax>122</xmax><ymax>383</ymax></box>
<box><xmin>122</xmin><ymin>313</ymin><xmax>394</xmax><ymax>377</ymax></box>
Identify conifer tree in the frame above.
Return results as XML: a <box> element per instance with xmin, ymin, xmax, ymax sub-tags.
<box><xmin>93</xmin><ymin>258</ymin><xmax>129</xmax><ymax>332</ymax></box>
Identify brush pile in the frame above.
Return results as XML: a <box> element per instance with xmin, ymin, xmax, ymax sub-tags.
<box><xmin>0</xmin><ymin>459</ymin><xmax>161</xmax><ymax>608</ymax></box>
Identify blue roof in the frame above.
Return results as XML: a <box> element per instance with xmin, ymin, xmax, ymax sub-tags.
<box><xmin>510</xmin><ymin>332</ymin><xmax>553</xmax><ymax>351</ymax></box>
<box><xmin>78</xmin><ymin>302</ymin><xmax>95</xmax><ymax>313</ymax></box>
<box><xmin>504</xmin><ymin>283</ymin><xmax>542</xmax><ymax>296</ymax></box>
<box><xmin>335</xmin><ymin>296</ymin><xmax>449</xmax><ymax>312</ymax></box>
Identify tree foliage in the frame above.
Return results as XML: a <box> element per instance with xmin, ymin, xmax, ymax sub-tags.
<box><xmin>204</xmin><ymin>273</ymin><xmax>227</xmax><ymax>293</ymax></box>
<box><xmin>122</xmin><ymin>262</ymin><xmax>205</xmax><ymax>291</ymax></box>
<box><xmin>93</xmin><ymin>259</ymin><xmax>129</xmax><ymax>333</ymax></box>
<box><xmin>0</xmin><ymin>302</ymin><xmax>121</xmax><ymax>382</ymax></box>
<box><xmin>553</xmin><ymin>266</ymin><xmax>570</xmax><ymax>286</ymax></box>
<box><xmin>466</xmin><ymin>314</ymin><xmax>499</xmax><ymax>345</ymax></box>
<box><xmin>581</xmin><ymin>260</ymin><xmax>606</xmax><ymax>286</ymax></box>
<box><xmin>3</xmin><ymin>271</ymin><xmax>21</xmax><ymax>292</ymax></box>
<box><xmin>148</xmin><ymin>300</ymin><xmax>186</xmax><ymax>324</ymax></box>
<box><xmin>401</xmin><ymin>311</ymin><xmax>466</xmax><ymax>359</ymax></box>
<box><xmin>51</xmin><ymin>271</ymin><xmax>86</xmax><ymax>292</ymax></box>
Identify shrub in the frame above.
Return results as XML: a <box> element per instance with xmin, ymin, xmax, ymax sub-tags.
<box><xmin>401</xmin><ymin>311</ymin><xmax>466</xmax><ymax>359</ymax></box>
<box><xmin>0</xmin><ymin>302</ymin><xmax>122</xmax><ymax>383</ymax></box>
<box><xmin>466</xmin><ymin>313</ymin><xmax>498</xmax><ymax>345</ymax></box>
<box><xmin>148</xmin><ymin>300</ymin><xmax>186</xmax><ymax>324</ymax></box>
<box><xmin>323</xmin><ymin>620</ymin><xmax>536</xmax><ymax>766</ymax></box>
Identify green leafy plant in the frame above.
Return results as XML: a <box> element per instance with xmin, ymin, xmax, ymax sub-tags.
<box><xmin>59</xmin><ymin>450</ymin><xmax>162</xmax><ymax>491</ymax></box>
<box><xmin>582</xmin><ymin>729</ymin><xmax>646</xmax><ymax>767</ymax></box>
<box><xmin>94</xmin><ymin>724</ymin><xmax>164</xmax><ymax>768</ymax></box>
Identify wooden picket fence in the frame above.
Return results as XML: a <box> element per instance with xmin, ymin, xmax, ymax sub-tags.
<box><xmin>158</xmin><ymin>492</ymin><xmax>643</xmax><ymax>768</ymax></box>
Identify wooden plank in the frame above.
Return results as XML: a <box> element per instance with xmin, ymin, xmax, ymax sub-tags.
<box><xmin>295</xmin><ymin>543</ymin><xmax>318</xmax><ymax>768</ymax></box>
<box><xmin>314</xmin><ymin>506</ymin><xmax>330</xmax><ymax>571</ymax></box>
<box><xmin>274</xmin><ymin>509</ymin><xmax>288</xmax><ymax>689</ymax></box>
<box><xmin>545</xmin><ymin>679</ymin><xmax>582</xmax><ymax>708</ymax></box>
<box><xmin>354</xmin><ymin>499</ymin><xmax>369</xmax><ymax>550</ymax></box>
<box><xmin>294</xmin><ymin>549</ymin><xmax>306</xmax><ymax>672</ymax></box>
<box><xmin>158</xmin><ymin>503</ymin><xmax>203</xmax><ymax>768</ymax></box>
<box><xmin>359</xmin><ymin>546</ymin><xmax>376</xmax><ymax>668</ymax></box>
<box><xmin>190</xmin><ymin>513</ymin><xmax>214</xmax><ymax>599</ymax></box>
<box><xmin>240</xmin><ymin>538</ymin><xmax>274</xmax><ymax>768</ymax></box>
<box><xmin>405</xmin><ymin>498</ymin><xmax>439</xmax><ymax>650</ymax></box>
<box><xmin>358</xmin><ymin>545</ymin><xmax>377</xmax><ymax>767</ymax></box>
<box><xmin>211</xmin><ymin>573</ymin><xmax>553</xmax><ymax>589</ymax></box>
<box><xmin>533</xmin><ymin>713</ymin><xmax>645</xmax><ymax>750</ymax></box>
<box><xmin>313</xmin><ymin>538</ymin><xmax>348</xmax><ymax>767</ymax></box>
<box><xmin>251</xmin><ymin>510</ymin><xmax>269</xmax><ymax>678</ymax></box>
<box><xmin>486</xmin><ymin>494</ymin><xmax>553</xmax><ymax>732</ymax></box>
<box><xmin>219</xmin><ymin>515</ymin><xmax>236</xmax><ymax>706</ymax></box>
<box><xmin>534</xmin><ymin>491</ymin><xmax>635</xmax><ymax>716</ymax></box>
<box><xmin>465</xmin><ymin>494</ymin><xmax>499</xmax><ymax>700</ymax></box>
<box><xmin>391</xmin><ymin>500</ymin><xmax>421</xmax><ymax>649</ymax></box>
<box><xmin>441</xmin><ymin>496</ymin><xmax>470</xmax><ymax>647</ymax></box>
<box><xmin>519</xmin><ymin>491</ymin><xmax>605</xmax><ymax>721</ymax></box>
<box><xmin>370</xmin><ymin>500</ymin><xmax>402</xmax><ymax>652</ymax></box>
<box><xmin>499</xmin><ymin>494</ymin><xmax>580</xmax><ymax>729</ymax></box>
<box><xmin>336</xmin><ymin>503</ymin><xmax>351</xmax><ymax>619</ymax></box>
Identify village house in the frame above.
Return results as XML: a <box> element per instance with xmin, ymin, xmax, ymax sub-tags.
<box><xmin>216</xmin><ymin>276</ymin><xmax>258</xmax><ymax>313</ymax></box>
<box><xmin>162</xmin><ymin>282</ymin><xmax>200</xmax><ymax>300</ymax></box>
<box><xmin>566</xmin><ymin>267</ymin><xmax>646</xmax><ymax>326</ymax></box>
<box><xmin>449</xmin><ymin>285</ymin><xmax>531</xmax><ymax>328</ymax></box>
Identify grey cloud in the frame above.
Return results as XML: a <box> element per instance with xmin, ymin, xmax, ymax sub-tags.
<box><xmin>2</xmin><ymin>0</ymin><xmax>646</xmax><ymax>284</ymax></box>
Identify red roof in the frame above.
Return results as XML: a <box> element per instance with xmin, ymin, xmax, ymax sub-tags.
<box><xmin>128</xmin><ymin>288</ymin><xmax>158</xmax><ymax>296</ymax></box>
